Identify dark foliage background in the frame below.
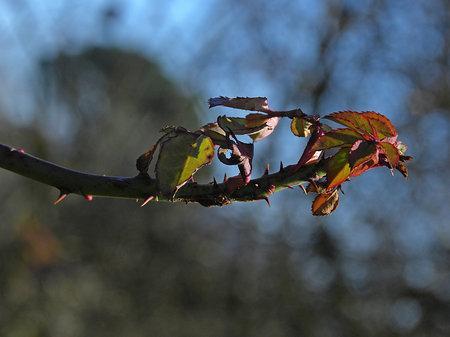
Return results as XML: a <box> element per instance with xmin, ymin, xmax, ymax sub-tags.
<box><xmin>0</xmin><ymin>1</ymin><xmax>449</xmax><ymax>336</ymax></box>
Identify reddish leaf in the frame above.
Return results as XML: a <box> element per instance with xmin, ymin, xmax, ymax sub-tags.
<box><xmin>217</xmin><ymin>140</ymin><xmax>254</xmax><ymax>184</ymax></box>
<box><xmin>209</xmin><ymin>96</ymin><xmax>270</xmax><ymax>112</ymax></box>
<box><xmin>325</xmin><ymin>111</ymin><xmax>374</xmax><ymax>137</ymax></box>
<box><xmin>312</xmin><ymin>128</ymin><xmax>363</xmax><ymax>151</ymax></box>
<box><xmin>378</xmin><ymin>142</ymin><xmax>400</xmax><ymax>168</ymax></box>
<box><xmin>348</xmin><ymin>140</ymin><xmax>379</xmax><ymax>177</ymax></box>
<box><xmin>362</xmin><ymin>111</ymin><xmax>397</xmax><ymax>139</ymax></box>
<box><xmin>311</xmin><ymin>190</ymin><xmax>340</xmax><ymax>216</ymax></box>
<box><xmin>326</xmin><ymin>148</ymin><xmax>351</xmax><ymax>189</ymax></box>
<box><xmin>245</xmin><ymin>113</ymin><xmax>280</xmax><ymax>141</ymax></box>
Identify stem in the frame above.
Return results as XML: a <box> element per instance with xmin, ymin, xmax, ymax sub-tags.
<box><xmin>0</xmin><ymin>143</ymin><xmax>323</xmax><ymax>206</ymax></box>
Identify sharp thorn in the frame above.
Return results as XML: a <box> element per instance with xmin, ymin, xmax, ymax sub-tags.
<box><xmin>141</xmin><ymin>196</ymin><xmax>154</xmax><ymax>207</ymax></box>
<box><xmin>213</xmin><ymin>177</ymin><xmax>218</xmax><ymax>187</ymax></box>
<box><xmin>279</xmin><ymin>161</ymin><xmax>284</xmax><ymax>172</ymax></box>
<box><xmin>262</xmin><ymin>196</ymin><xmax>271</xmax><ymax>207</ymax></box>
<box><xmin>84</xmin><ymin>195</ymin><xmax>93</xmax><ymax>201</ymax></box>
<box><xmin>54</xmin><ymin>192</ymin><xmax>68</xmax><ymax>205</ymax></box>
<box><xmin>223</xmin><ymin>173</ymin><xmax>228</xmax><ymax>183</ymax></box>
<box><xmin>285</xmin><ymin>185</ymin><xmax>294</xmax><ymax>189</ymax></box>
<box><xmin>299</xmin><ymin>184</ymin><xmax>308</xmax><ymax>195</ymax></box>
<box><xmin>263</xmin><ymin>163</ymin><xmax>270</xmax><ymax>176</ymax></box>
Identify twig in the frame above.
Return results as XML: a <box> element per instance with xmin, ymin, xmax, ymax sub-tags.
<box><xmin>0</xmin><ymin>143</ymin><xmax>323</xmax><ymax>206</ymax></box>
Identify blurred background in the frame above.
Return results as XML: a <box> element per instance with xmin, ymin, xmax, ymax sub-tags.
<box><xmin>0</xmin><ymin>0</ymin><xmax>449</xmax><ymax>336</ymax></box>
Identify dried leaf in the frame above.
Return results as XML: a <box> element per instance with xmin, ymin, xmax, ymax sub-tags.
<box><xmin>291</xmin><ymin>117</ymin><xmax>313</xmax><ymax>137</ymax></box>
<box><xmin>209</xmin><ymin>96</ymin><xmax>270</xmax><ymax>112</ymax></box>
<box><xmin>311</xmin><ymin>190</ymin><xmax>340</xmax><ymax>216</ymax></box>
<box><xmin>136</xmin><ymin>143</ymin><xmax>158</xmax><ymax>174</ymax></box>
<box><xmin>312</xmin><ymin>128</ymin><xmax>363</xmax><ymax>151</ymax></box>
<box><xmin>396</xmin><ymin>161</ymin><xmax>409</xmax><ymax>178</ymax></box>
<box><xmin>155</xmin><ymin>132</ymin><xmax>214</xmax><ymax>197</ymax></box>
<box><xmin>326</xmin><ymin>148</ymin><xmax>351</xmax><ymax>189</ymax></box>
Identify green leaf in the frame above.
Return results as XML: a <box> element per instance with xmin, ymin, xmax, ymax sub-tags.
<box><xmin>209</xmin><ymin>96</ymin><xmax>270</xmax><ymax>112</ymax></box>
<box><xmin>217</xmin><ymin>116</ymin><xmax>267</xmax><ymax>136</ymax></box>
<box><xmin>290</xmin><ymin>117</ymin><xmax>313</xmax><ymax>137</ymax></box>
<box><xmin>311</xmin><ymin>190</ymin><xmax>339</xmax><ymax>216</ymax></box>
<box><xmin>197</xmin><ymin>122</ymin><xmax>227</xmax><ymax>146</ymax></box>
<box><xmin>326</xmin><ymin>148</ymin><xmax>351</xmax><ymax>189</ymax></box>
<box><xmin>155</xmin><ymin>132</ymin><xmax>215</xmax><ymax>197</ymax></box>
<box><xmin>378</xmin><ymin>142</ymin><xmax>400</xmax><ymax>168</ymax></box>
<box><xmin>312</xmin><ymin>128</ymin><xmax>363</xmax><ymax>150</ymax></box>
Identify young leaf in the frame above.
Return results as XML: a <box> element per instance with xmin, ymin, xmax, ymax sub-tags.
<box><xmin>291</xmin><ymin>117</ymin><xmax>313</xmax><ymax>137</ymax></box>
<box><xmin>325</xmin><ymin>111</ymin><xmax>374</xmax><ymax>137</ymax></box>
<box><xmin>155</xmin><ymin>132</ymin><xmax>214</xmax><ymax>197</ymax></box>
<box><xmin>362</xmin><ymin>111</ymin><xmax>397</xmax><ymax>139</ymax></box>
<box><xmin>209</xmin><ymin>96</ymin><xmax>270</xmax><ymax>112</ymax></box>
<box><xmin>378</xmin><ymin>142</ymin><xmax>400</xmax><ymax>168</ymax></box>
<box><xmin>311</xmin><ymin>190</ymin><xmax>339</xmax><ymax>216</ymax></box>
<box><xmin>311</xmin><ymin>128</ymin><xmax>363</xmax><ymax>151</ymax></box>
<box><xmin>325</xmin><ymin>148</ymin><xmax>351</xmax><ymax>189</ymax></box>
<box><xmin>348</xmin><ymin>140</ymin><xmax>379</xmax><ymax>177</ymax></box>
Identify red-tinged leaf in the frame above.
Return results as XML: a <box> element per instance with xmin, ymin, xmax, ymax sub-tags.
<box><xmin>378</xmin><ymin>142</ymin><xmax>400</xmax><ymax>168</ymax></box>
<box><xmin>245</xmin><ymin>113</ymin><xmax>280</xmax><ymax>141</ymax></box>
<box><xmin>298</xmin><ymin>126</ymin><xmax>324</xmax><ymax>166</ymax></box>
<box><xmin>325</xmin><ymin>111</ymin><xmax>374</xmax><ymax>137</ymax></box>
<box><xmin>348</xmin><ymin>140</ymin><xmax>379</xmax><ymax>177</ymax></box>
<box><xmin>326</xmin><ymin>148</ymin><xmax>351</xmax><ymax>190</ymax></box>
<box><xmin>209</xmin><ymin>96</ymin><xmax>270</xmax><ymax>112</ymax></box>
<box><xmin>217</xmin><ymin>140</ymin><xmax>254</xmax><ymax>184</ymax></box>
<box><xmin>362</xmin><ymin>111</ymin><xmax>397</xmax><ymax>139</ymax></box>
<box><xmin>290</xmin><ymin>117</ymin><xmax>313</xmax><ymax>137</ymax></box>
<box><xmin>312</xmin><ymin>128</ymin><xmax>363</xmax><ymax>151</ymax></box>
<box><xmin>311</xmin><ymin>190</ymin><xmax>340</xmax><ymax>216</ymax></box>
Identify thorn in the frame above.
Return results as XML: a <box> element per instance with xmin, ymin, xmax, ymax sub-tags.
<box><xmin>262</xmin><ymin>196</ymin><xmax>271</xmax><ymax>207</ymax></box>
<box><xmin>285</xmin><ymin>185</ymin><xmax>294</xmax><ymax>189</ymax></box>
<box><xmin>84</xmin><ymin>195</ymin><xmax>93</xmax><ymax>201</ymax></box>
<box><xmin>279</xmin><ymin>161</ymin><xmax>284</xmax><ymax>172</ymax></box>
<box><xmin>18</xmin><ymin>148</ymin><xmax>25</xmax><ymax>154</ymax></box>
<box><xmin>223</xmin><ymin>173</ymin><xmax>228</xmax><ymax>183</ymax></box>
<box><xmin>338</xmin><ymin>186</ymin><xmax>345</xmax><ymax>195</ymax></box>
<box><xmin>54</xmin><ymin>192</ymin><xmax>68</xmax><ymax>205</ymax></box>
<box><xmin>263</xmin><ymin>163</ymin><xmax>270</xmax><ymax>176</ymax></box>
<box><xmin>299</xmin><ymin>184</ymin><xmax>308</xmax><ymax>195</ymax></box>
<box><xmin>213</xmin><ymin>177</ymin><xmax>218</xmax><ymax>187</ymax></box>
<box><xmin>141</xmin><ymin>196</ymin><xmax>154</xmax><ymax>207</ymax></box>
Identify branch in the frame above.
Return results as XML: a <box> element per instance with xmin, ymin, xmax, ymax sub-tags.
<box><xmin>0</xmin><ymin>143</ymin><xmax>323</xmax><ymax>206</ymax></box>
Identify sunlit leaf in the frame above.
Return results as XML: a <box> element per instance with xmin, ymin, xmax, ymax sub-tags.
<box><xmin>312</xmin><ymin>128</ymin><xmax>363</xmax><ymax>150</ymax></box>
<box><xmin>348</xmin><ymin>140</ymin><xmax>379</xmax><ymax>177</ymax></box>
<box><xmin>290</xmin><ymin>117</ymin><xmax>313</xmax><ymax>137</ymax></box>
<box><xmin>209</xmin><ymin>96</ymin><xmax>270</xmax><ymax>112</ymax></box>
<box><xmin>245</xmin><ymin>113</ymin><xmax>280</xmax><ymax>141</ymax></box>
<box><xmin>325</xmin><ymin>111</ymin><xmax>374</xmax><ymax>136</ymax></box>
<box><xmin>362</xmin><ymin>111</ymin><xmax>397</xmax><ymax>139</ymax></box>
<box><xmin>311</xmin><ymin>190</ymin><xmax>339</xmax><ymax>216</ymax></box>
<box><xmin>156</xmin><ymin>132</ymin><xmax>214</xmax><ymax>196</ymax></box>
<box><xmin>378</xmin><ymin>142</ymin><xmax>400</xmax><ymax>168</ymax></box>
<box><xmin>217</xmin><ymin>116</ymin><xmax>267</xmax><ymax>136</ymax></box>
<box><xmin>326</xmin><ymin>148</ymin><xmax>351</xmax><ymax>189</ymax></box>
